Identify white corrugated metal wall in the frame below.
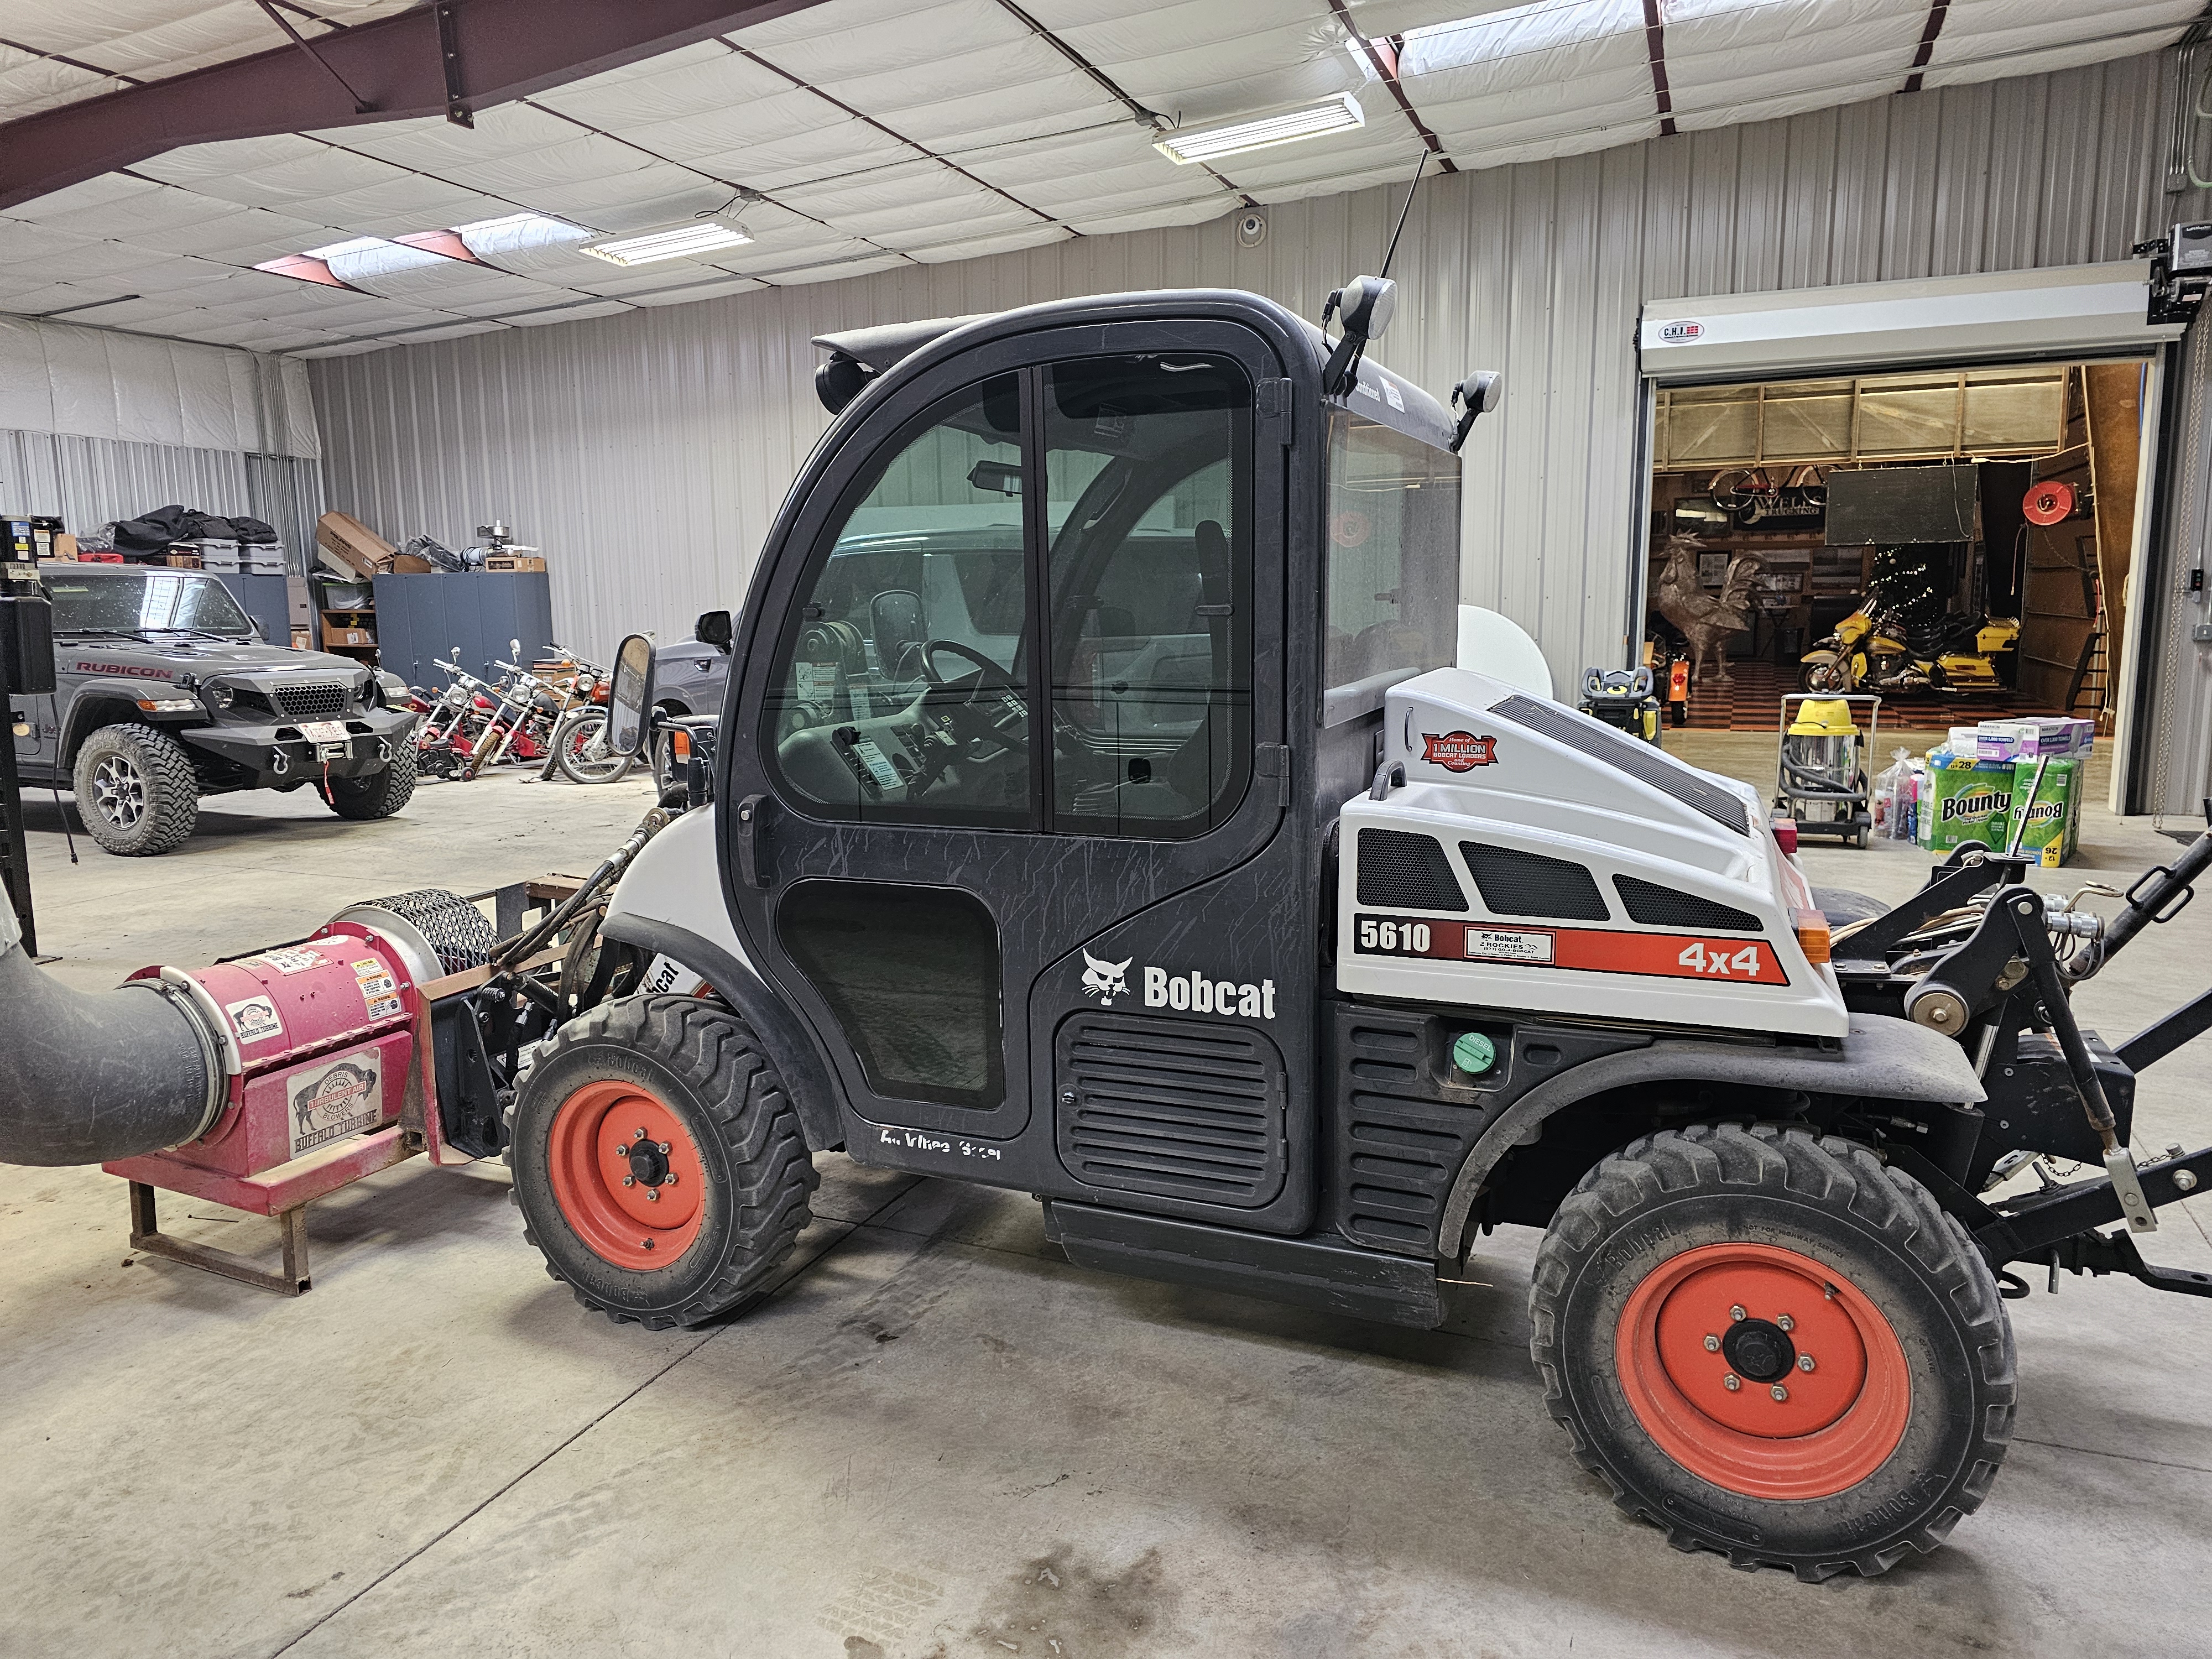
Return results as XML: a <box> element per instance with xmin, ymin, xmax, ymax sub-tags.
<box><xmin>311</xmin><ymin>46</ymin><xmax>2210</xmax><ymax>807</ymax></box>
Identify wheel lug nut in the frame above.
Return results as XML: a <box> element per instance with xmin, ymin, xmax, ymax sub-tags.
<box><xmin>1723</xmin><ymin>1374</ymin><xmax>1741</xmax><ymax>1391</ymax></box>
<box><xmin>1771</xmin><ymin>1384</ymin><xmax>1789</xmax><ymax>1402</ymax></box>
<box><xmin>1703</xmin><ymin>1334</ymin><xmax>1720</xmax><ymax>1352</ymax></box>
<box><xmin>664</xmin><ymin>1173</ymin><xmax>677</xmax><ymax>1187</ymax></box>
<box><xmin>1798</xmin><ymin>1354</ymin><xmax>1815</xmax><ymax>1372</ymax></box>
<box><xmin>1776</xmin><ymin>1313</ymin><xmax>1794</xmax><ymax>1333</ymax></box>
<box><xmin>1729</xmin><ymin>1305</ymin><xmax>1746</xmax><ymax>1322</ymax></box>
<box><xmin>658</xmin><ymin>1142</ymin><xmax>670</xmax><ymax>1154</ymax></box>
<box><xmin>645</xmin><ymin>1188</ymin><xmax>660</xmax><ymax>1202</ymax></box>
<box><xmin>621</xmin><ymin>1176</ymin><xmax>635</xmax><ymax>1187</ymax></box>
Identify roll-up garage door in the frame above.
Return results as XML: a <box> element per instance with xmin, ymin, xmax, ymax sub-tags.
<box><xmin>1637</xmin><ymin>262</ymin><xmax>2185</xmax><ymax>384</ymax></box>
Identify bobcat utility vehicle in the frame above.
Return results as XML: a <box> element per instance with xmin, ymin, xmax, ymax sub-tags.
<box><xmin>351</xmin><ymin>285</ymin><xmax>2212</xmax><ymax>1578</ymax></box>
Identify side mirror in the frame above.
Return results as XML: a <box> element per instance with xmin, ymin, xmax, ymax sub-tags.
<box><xmin>606</xmin><ymin>633</ymin><xmax>657</xmax><ymax>757</ymax></box>
<box><xmin>695</xmin><ymin>609</ymin><xmax>733</xmax><ymax>654</ymax></box>
<box><xmin>1448</xmin><ymin>371</ymin><xmax>1503</xmax><ymax>453</ymax></box>
<box><xmin>1321</xmin><ymin>275</ymin><xmax>1397</xmax><ymax>397</ymax></box>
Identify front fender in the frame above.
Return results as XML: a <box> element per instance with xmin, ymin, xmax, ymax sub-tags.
<box><xmin>596</xmin><ymin>912</ymin><xmax>844</xmax><ymax>1154</ymax></box>
<box><xmin>1434</xmin><ymin>1013</ymin><xmax>1986</xmax><ymax>1260</ymax></box>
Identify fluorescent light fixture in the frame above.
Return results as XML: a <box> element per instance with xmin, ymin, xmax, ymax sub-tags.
<box><xmin>452</xmin><ymin>211</ymin><xmax>583</xmax><ymax>238</ymax></box>
<box><xmin>582</xmin><ymin>221</ymin><xmax>753</xmax><ymax>267</ymax></box>
<box><xmin>1154</xmin><ymin>92</ymin><xmax>1365</xmax><ymax>165</ymax></box>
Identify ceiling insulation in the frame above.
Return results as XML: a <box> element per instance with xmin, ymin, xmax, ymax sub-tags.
<box><xmin>0</xmin><ymin>0</ymin><xmax>2198</xmax><ymax>356</ymax></box>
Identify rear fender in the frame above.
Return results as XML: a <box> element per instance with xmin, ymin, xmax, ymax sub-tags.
<box><xmin>1437</xmin><ymin>1013</ymin><xmax>1985</xmax><ymax>1259</ymax></box>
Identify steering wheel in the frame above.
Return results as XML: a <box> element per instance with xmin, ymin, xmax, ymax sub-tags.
<box><xmin>918</xmin><ymin>639</ymin><xmax>1029</xmax><ymax>760</ymax></box>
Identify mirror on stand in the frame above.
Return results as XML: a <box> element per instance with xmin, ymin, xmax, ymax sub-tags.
<box><xmin>606</xmin><ymin>633</ymin><xmax>656</xmax><ymax>756</ymax></box>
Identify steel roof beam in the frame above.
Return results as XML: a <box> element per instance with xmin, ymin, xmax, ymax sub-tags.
<box><xmin>0</xmin><ymin>0</ymin><xmax>830</xmax><ymax>213</ymax></box>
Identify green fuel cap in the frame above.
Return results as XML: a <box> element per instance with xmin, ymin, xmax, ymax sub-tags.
<box><xmin>1452</xmin><ymin>1031</ymin><xmax>1496</xmax><ymax>1075</ymax></box>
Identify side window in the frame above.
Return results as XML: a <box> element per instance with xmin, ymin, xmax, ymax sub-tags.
<box><xmin>1044</xmin><ymin>354</ymin><xmax>1251</xmax><ymax>837</ymax></box>
<box><xmin>765</xmin><ymin>375</ymin><xmax>1033</xmax><ymax>828</ymax></box>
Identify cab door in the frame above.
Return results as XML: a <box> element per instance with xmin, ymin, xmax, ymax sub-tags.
<box><xmin>719</xmin><ymin>319</ymin><xmax>1317</xmax><ymax>1233</ymax></box>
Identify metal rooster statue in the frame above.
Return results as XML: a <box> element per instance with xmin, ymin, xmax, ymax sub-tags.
<box><xmin>1654</xmin><ymin>533</ymin><xmax>1764</xmax><ymax>687</ymax></box>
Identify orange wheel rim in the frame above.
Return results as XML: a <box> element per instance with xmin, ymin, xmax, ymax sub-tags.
<box><xmin>546</xmin><ymin>1079</ymin><xmax>706</xmax><ymax>1270</ymax></box>
<box><xmin>1615</xmin><ymin>1241</ymin><xmax>1911</xmax><ymax>1500</ymax></box>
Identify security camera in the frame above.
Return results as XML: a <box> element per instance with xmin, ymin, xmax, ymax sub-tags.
<box><xmin>1235</xmin><ymin>211</ymin><xmax>1268</xmax><ymax>249</ymax></box>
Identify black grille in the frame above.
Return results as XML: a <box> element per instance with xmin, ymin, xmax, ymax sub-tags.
<box><xmin>1056</xmin><ymin>1013</ymin><xmax>1286</xmax><ymax>1208</ymax></box>
<box><xmin>1488</xmin><ymin>693</ymin><xmax>1749</xmax><ymax>835</ymax></box>
<box><xmin>1329</xmin><ymin>1011</ymin><xmax>1490</xmax><ymax>1258</ymax></box>
<box><xmin>1614</xmin><ymin>875</ymin><xmax>1761</xmax><ymax>932</ymax></box>
<box><xmin>1357</xmin><ymin>828</ymin><xmax>1468</xmax><ymax>912</ymax></box>
<box><xmin>275</xmin><ymin>681</ymin><xmax>348</xmax><ymax>720</ymax></box>
<box><xmin>1459</xmin><ymin>842</ymin><xmax>1609</xmax><ymax>921</ymax></box>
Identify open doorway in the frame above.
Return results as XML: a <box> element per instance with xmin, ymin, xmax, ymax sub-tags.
<box><xmin>1641</xmin><ymin>359</ymin><xmax>2151</xmax><ymax>735</ymax></box>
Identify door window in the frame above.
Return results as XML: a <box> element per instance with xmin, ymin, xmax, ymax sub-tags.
<box><xmin>776</xmin><ymin>881</ymin><xmax>1005</xmax><ymax>1110</ymax></box>
<box><xmin>1323</xmin><ymin>409</ymin><xmax>1462</xmax><ymax>724</ymax></box>
<box><xmin>765</xmin><ymin>374</ymin><xmax>1034</xmax><ymax>828</ymax></box>
<box><xmin>1044</xmin><ymin>354</ymin><xmax>1251</xmax><ymax>836</ymax></box>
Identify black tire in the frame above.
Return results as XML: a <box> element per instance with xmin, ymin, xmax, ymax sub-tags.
<box><xmin>552</xmin><ymin>708</ymin><xmax>636</xmax><ymax>785</ymax></box>
<box><xmin>1530</xmin><ymin>1123</ymin><xmax>2015</xmax><ymax>1580</ymax></box>
<box><xmin>507</xmin><ymin>996</ymin><xmax>817</xmax><ymax>1329</ymax></box>
<box><xmin>317</xmin><ymin>742</ymin><xmax>418</xmax><ymax>820</ymax></box>
<box><xmin>72</xmin><ymin>723</ymin><xmax>200</xmax><ymax>855</ymax></box>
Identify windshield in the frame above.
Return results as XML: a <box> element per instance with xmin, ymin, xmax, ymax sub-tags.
<box><xmin>1323</xmin><ymin>409</ymin><xmax>1461</xmax><ymax>725</ymax></box>
<box><xmin>45</xmin><ymin>571</ymin><xmax>254</xmax><ymax>638</ymax></box>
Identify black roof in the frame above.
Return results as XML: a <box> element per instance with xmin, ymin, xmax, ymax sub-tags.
<box><xmin>813</xmin><ymin>288</ymin><xmax>1457</xmax><ymax>452</ymax></box>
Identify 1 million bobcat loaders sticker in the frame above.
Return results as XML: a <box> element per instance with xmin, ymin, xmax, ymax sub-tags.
<box><xmin>287</xmin><ymin>1055</ymin><xmax>381</xmax><ymax>1158</ymax></box>
<box><xmin>1420</xmin><ymin>731</ymin><xmax>1498</xmax><ymax>771</ymax></box>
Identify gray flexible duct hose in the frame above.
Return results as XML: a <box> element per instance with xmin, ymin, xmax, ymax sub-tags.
<box><xmin>0</xmin><ymin>908</ymin><xmax>226</xmax><ymax>1167</ymax></box>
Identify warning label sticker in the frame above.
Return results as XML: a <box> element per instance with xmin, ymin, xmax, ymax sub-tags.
<box><xmin>286</xmin><ymin>1054</ymin><xmax>382</xmax><ymax>1158</ymax></box>
<box><xmin>225</xmin><ymin>993</ymin><xmax>285</xmax><ymax>1046</ymax></box>
<box><xmin>353</xmin><ymin>957</ymin><xmax>399</xmax><ymax>1019</ymax></box>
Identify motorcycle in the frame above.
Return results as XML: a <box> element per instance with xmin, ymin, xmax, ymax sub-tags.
<box><xmin>1801</xmin><ymin>608</ymin><xmax>2018</xmax><ymax>695</ymax></box>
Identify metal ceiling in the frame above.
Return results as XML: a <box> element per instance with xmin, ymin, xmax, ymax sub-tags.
<box><xmin>0</xmin><ymin>0</ymin><xmax>2200</xmax><ymax>357</ymax></box>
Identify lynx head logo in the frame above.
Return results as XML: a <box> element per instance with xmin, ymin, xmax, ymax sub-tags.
<box><xmin>1081</xmin><ymin>949</ymin><xmax>1133</xmax><ymax>1004</ymax></box>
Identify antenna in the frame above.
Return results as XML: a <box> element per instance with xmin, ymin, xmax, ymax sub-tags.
<box><xmin>1377</xmin><ymin>150</ymin><xmax>1428</xmax><ymax>282</ymax></box>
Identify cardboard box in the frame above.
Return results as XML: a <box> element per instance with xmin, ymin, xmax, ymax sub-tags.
<box><xmin>315</xmin><ymin>510</ymin><xmax>396</xmax><ymax>577</ymax></box>
<box><xmin>482</xmin><ymin>554</ymin><xmax>546</xmax><ymax>573</ymax></box>
<box><xmin>388</xmin><ymin>552</ymin><xmax>437</xmax><ymax>574</ymax></box>
<box><xmin>159</xmin><ymin>551</ymin><xmax>203</xmax><ymax>568</ymax></box>
<box><xmin>290</xmin><ymin>627</ymin><xmax>312</xmax><ymax>651</ymax></box>
<box><xmin>1917</xmin><ymin>746</ymin><xmax>2018</xmax><ymax>853</ymax></box>
<box><xmin>2006</xmin><ymin>757</ymin><xmax>2082</xmax><ymax>867</ymax></box>
<box><xmin>321</xmin><ymin>620</ymin><xmax>375</xmax><ymax>649</ymax></box>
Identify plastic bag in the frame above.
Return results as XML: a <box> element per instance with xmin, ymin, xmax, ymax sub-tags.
<box><xmin>1872</xmin><ymin>748</ymin><xmax>1912</xmax><ymax>839</ymax></box>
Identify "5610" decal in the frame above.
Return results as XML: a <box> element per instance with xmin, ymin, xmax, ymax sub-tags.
<box><xmin>1352</xmin><ymin>914</ymin><xmax>1788</xmax><ymax>985</ymax></box>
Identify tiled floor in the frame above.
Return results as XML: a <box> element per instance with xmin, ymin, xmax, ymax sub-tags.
<box><xmin>1669</xmin><ymin>655</ymin><xmax>2070</xmax><ymax>732</ymax></box>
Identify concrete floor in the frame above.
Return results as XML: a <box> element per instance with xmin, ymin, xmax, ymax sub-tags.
<box><xmin>4</xmin><ymin>745</ymin><xmax>2211</xmax><ymax>1659</ymax></box>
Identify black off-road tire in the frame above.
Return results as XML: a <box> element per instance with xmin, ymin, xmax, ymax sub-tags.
<box><xmin>507</xmin><ymin>996</ymin><xmax>817</xmax><ymax>1329</ymax></box>
<box><xmin>72</xmin><ymin>722</ymin><xmax>201</xmax><ymax>855</ymax></box>
<box><xmin>317</xmin><ymin>742</ymin><xmax>418</xmax><ymax>820</ymax></box>
<box><xmin>1530</xmin><ymin>1123</ymin><xmax>2015</xmax><ymax>1580</ymax></box>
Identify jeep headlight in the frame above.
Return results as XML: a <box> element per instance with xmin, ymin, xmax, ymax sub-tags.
<box><xmin>204</xmin><ymin>681</ymin><xmax>236</xmax><ymax>712</ymax></box>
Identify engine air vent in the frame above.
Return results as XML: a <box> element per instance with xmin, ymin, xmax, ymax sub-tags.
<box><xmin>1357</xmin><ymin>827</ymin><xmax>1468</xmax><ymax>912</ymax></box>
<box><xmin>1056</xmin><ymin>1013</ymin><xmax>1286</xmax><ymax>1209</ymax></box>
<box><xmin>1459</xmin><ymin>843</ymin><xmax>1609</xmax><ymax>921</ymax></box>
<box><xmin>1613</xmin><ymin>875</ymin><xmax>1761</xmax><ymax>932</ymax></box>
<box><xmin>1488</xmin><ymin>693</ymin><xmax>1749</xmax><ymax>835</ymax></box>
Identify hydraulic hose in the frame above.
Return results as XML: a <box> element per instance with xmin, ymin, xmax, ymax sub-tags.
<box><xmin>0</xmin><ymin>903</ymin><xmax>226</xmax><ymax>1167</ymax></box>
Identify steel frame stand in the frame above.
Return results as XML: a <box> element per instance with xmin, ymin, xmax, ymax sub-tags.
<box><xmin>127</xmin><ymin>1181</ymin><xmax>311</xmax><ymax>1296</ymax></box>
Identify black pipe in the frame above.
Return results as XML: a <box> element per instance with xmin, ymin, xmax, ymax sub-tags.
<box><xmin>0</xmin><ymin>927</ymin><xmax>224</xmax><ymax>1167</ymax></box>
<box><xmin>2101</xmin><ymin>829</ymin><xmax>2212</xmax><ymax>959</ymax></box>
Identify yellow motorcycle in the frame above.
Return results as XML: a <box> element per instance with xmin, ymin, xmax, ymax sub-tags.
<box><xmin>1801</xmin><ymin>609</ymin><xmax>2017</xmax><ymax>695</ymax></box>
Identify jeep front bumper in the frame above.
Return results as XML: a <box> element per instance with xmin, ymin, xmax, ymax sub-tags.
<box><xmin>184</xmin><ymin>706</ymin><xmax>417</xmax><ymax>784</ymax></box>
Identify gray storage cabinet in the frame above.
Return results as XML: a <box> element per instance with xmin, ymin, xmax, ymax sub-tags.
<box><xmin>372</xmin><ymin>571</ymin><xmax>555</xmax><ymax>687</ymax></box>
<box><xmin>211</xmin><ymin>573</ymin><xmax>292</xmax><ymax>649</ymax></box>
